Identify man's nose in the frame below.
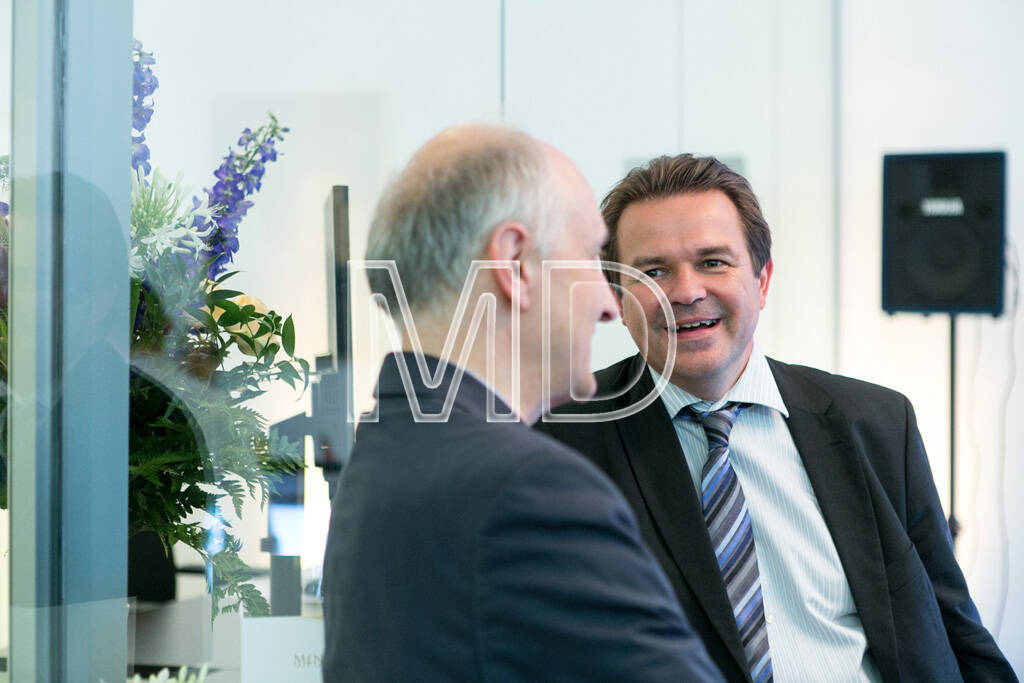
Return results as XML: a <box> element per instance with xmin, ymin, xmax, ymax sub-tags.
<box><xmin>597</xmin><ymin>280</ymin><xmax>618</xmax><ymax>322</ymax></box>
<box><xmin>666</xmin><ymin>267</ymin><xmax>706</xmax><ymax>306</ymax></box>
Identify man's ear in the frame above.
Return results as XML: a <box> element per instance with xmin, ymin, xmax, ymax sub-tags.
<box><xmin>757</xmin><ymin>258</ymin><xmax>773</xmax><ymax>309</ymax></box>
<box><xmin>486</xmin><ymin>221</ymin><xmax>532</xmax><ymax>312</ymax></box>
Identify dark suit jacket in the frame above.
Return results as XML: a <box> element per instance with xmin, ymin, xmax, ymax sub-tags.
<box><xmin>321</xmin><ymin>353</ymin><xmax>723</xmax><ymax>682</ymax></box>
<box><xmin>538</xmin><ymin>353</ymin><xmax>1016</xmax><ymax>683</ymax></box>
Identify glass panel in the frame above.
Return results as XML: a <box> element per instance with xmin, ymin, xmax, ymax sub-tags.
<box><xmin>0</xmin><ymin>0</ymin><xmax>11</xmax><ymax>670</ymax></box>
<box><xmin>6</xmin><ymin>2</ymin><xmax>131</xmax><ymax>679</ymax></box>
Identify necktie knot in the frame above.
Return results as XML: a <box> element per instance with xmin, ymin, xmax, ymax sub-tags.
<box><xmin>682</xmin><ymin>402</ymin><xmax>746</xmax><ymax>450</ymax></box>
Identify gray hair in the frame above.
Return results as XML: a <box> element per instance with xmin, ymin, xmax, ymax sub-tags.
<box><xmin>366</xmin><ymin>127</ymin><xmax>561</xmax><ymax>318</ymax></box>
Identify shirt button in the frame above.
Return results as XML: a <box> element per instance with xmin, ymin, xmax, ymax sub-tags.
<box><xmin>765</xmin><ymin>614</ymin><xmax>774</xmax><ymax>624</ymax></box>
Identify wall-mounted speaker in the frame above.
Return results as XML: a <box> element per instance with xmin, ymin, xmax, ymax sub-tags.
<box><xmin>882</xmin><ymin>151</ymin><xmax>1005</xmax><ymax>315</ymax></box>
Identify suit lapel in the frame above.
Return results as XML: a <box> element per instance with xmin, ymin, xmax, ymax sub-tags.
<box><xmin>614</xmin><ymin>355</ymin><xmax>752</xmax><ymax>679</ymax></box>
<box><xmin>769</xmin><ymin>359</ymin><xmax>900</xmax><ymax>682</ymax></box>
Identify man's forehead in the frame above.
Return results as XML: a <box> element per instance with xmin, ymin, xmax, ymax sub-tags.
<box><xmin>617</xmin><ymin>219</ymin><xmax>728</xmax><ymax>256</ymax></box>
<box><xmin>625</xmin><ymin>241</ymin><xmax>739</xmax><ymax>265</ymax></box>
<box><xmin>617</xmin><ymin>193</ymin><xmax>741</xmax><ymax>245</ymax></box>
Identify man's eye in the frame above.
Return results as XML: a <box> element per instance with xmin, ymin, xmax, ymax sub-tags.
<box><xmin>643</xmin><ymin>267</ymin><xmax>666</xmax><ymax>278</ymax></box>
<box><xmin>702</xmin><ymin>259</ymin><xmax>726</xmax><ymax>269</ymax></box>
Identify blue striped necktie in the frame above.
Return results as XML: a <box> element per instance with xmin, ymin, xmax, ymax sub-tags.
<box><xmin>684</xmin><ymin>403</ymin><xmax>773</xmax><ymax>683</ymax></box>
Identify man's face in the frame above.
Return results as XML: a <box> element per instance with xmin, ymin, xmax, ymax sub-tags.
<box><xmin>616</xmin><ymin>190</ymin><xmax>771</xmax><ymax>400</ymax></box>
<box><xmin>543</xmin><ymin>162</ymin><xmax>618</xmax><ymax>406</ymax></box>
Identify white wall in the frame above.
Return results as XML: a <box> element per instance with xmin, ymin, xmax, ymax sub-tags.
<box><xmin>839</xmin><ymin>0</ymin><xmax>1023</xmax><ymax>669</ymax></box>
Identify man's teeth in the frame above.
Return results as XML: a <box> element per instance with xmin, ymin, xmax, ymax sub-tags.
<box><xmin>675</xmin><ymin>320</ymin><xmax>716</xmax><ymax>331</ymax></box>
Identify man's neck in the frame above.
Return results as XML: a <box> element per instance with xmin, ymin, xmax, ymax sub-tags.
<box><xmin>402</xmin><ymin>340</ymin><xmax>538</xmax><ymax>424</ymax></box>
<box><xmin>666</xmin><ymin>347</ymin><xmax>755</xmax><ymax>402</ymax></box>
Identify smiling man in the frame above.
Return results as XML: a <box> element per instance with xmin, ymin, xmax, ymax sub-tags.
<box><xmin>539</xmin><ymin>154</ymin><xmax>1015</xmax><ymax>682</ymax></box>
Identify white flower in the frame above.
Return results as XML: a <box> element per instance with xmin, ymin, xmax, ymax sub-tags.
<box><xmin>125</xmin><ymin>664</ymin><xmax>209</xmax><ymax>683</ymax></box>
<box><xmin>130</xmin><ymin>167</ymin><xmax>218</xmax><ymax>271</ymax></box>
<box><xmin>129</xmin><ymin>245</ymin><xmax>145</xmax><ymax>278</ymax></box>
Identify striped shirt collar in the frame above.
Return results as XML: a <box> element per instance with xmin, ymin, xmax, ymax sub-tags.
<box><xmin>653</xmin><ymin>342</ymin><xmax>790</xmax><ymax>418</ymax></box>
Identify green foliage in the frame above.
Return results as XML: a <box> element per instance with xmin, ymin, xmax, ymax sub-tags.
<box><xmin>0</xmin><ymin>250</ymin><xmax>308</xmax><ymax>616</ymax></box>
<box><xmin>129</xmin><ymin>253</ymin><xmax>307</xmax><ymax>617</ymax></box>
<box><xmin>208</xmin><ymin>539</ymin><xmax>270</xmax><ymax>617</ymax></box>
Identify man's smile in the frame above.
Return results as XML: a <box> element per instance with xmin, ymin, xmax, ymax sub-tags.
<box><xmin>665</xmin><ymin>317</ymin><xmax>721</xmax><ymax>338</ymax></box>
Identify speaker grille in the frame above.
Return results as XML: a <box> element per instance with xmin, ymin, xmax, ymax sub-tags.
<box><xmin>882</xmin><ymin>152</ymin><xmax>1005</xmax><ymax>315</ymax></box>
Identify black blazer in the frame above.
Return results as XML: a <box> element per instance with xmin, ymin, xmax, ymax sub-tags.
<box><xmin>321</xmin><ymin>353</ymin><xmax>723</xmax><ymax>682</ymax></box>
<box><xmin>539</xmin><ymin>354</ymin><xmax>1016</xmax><ymax>683</ymax></box>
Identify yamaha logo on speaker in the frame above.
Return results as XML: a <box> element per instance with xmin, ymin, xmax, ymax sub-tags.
<box><xmin>920</xmin><ymin>196</ymin><xmax>965</xmax><ymax>217</ymax></box>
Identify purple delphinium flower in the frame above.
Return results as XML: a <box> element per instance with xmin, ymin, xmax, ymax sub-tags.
<box><xmin>129</xmin><ymin>40</ymin><xmax>160</xmax><ymax>340</ymax></box>
<box><xmin>131</xmin><ymin>135</ymin><xmax>151</xmax><ymax>172</ymax></box>
<box><xmin>197</xmin><ymin>114</ymin><xmax>288</xmax><ymax>280</ymax></box>
<box><xmin>131</xmin><ymin>40</ymin><xmax>159</xmax><ymax>177</ymax></box>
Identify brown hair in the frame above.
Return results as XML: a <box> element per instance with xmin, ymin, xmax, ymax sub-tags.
<box><xmin>600</xmin><ymin>154</ymin><xmax>771</xmax><ymax>285</ymax></box>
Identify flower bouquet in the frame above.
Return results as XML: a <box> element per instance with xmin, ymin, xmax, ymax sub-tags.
<box><xmin>127</xmin><ymin>40</ymin><xmax>310</xmax><ymax>617</ymax></box>
<box><xmin>0</xmin><ymin>41</ymin><xmax>309</xmax><ymax>617</ymax></box>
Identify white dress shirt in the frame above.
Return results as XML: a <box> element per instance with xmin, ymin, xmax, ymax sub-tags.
<box><xmin>655</xmin><ymin>343</ymin><xmax>882</xmax><ymax>682</ymax></box>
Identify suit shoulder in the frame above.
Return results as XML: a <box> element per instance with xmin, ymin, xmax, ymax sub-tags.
<box><xmin>506</xmin><ymin>426</ymin><xmax>623</xmax><ymax>493</ymax></box>
<box><xmin>348</xmin><ymin>415</ymin><xmax>606</xmax><ymax>500</ymax></box>
<box><xmin>436</xmin><ymin>419</ymin><xmax>620</xmax><ymax>498</ymax></box>
<box><xmin>769</xmin><ymin>358</ymin><xmax>913</xmax><ymax>413</ymax></box>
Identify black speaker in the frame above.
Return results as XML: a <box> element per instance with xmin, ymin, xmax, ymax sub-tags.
<box><xmin>882</xmin><ymin>151</ymin><xmax>1005</xmax><ymax>315</ymax></box>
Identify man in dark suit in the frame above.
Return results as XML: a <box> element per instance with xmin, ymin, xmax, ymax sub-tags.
<box><xmin>321</xmin><ymin>127</ymin><xmax>723</xmax><ymax>681</ymax></box>
<box><xmin>539</xmin><ymin>154</ymin><xmax>1016</xmax><ymax>682</ymax></box>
